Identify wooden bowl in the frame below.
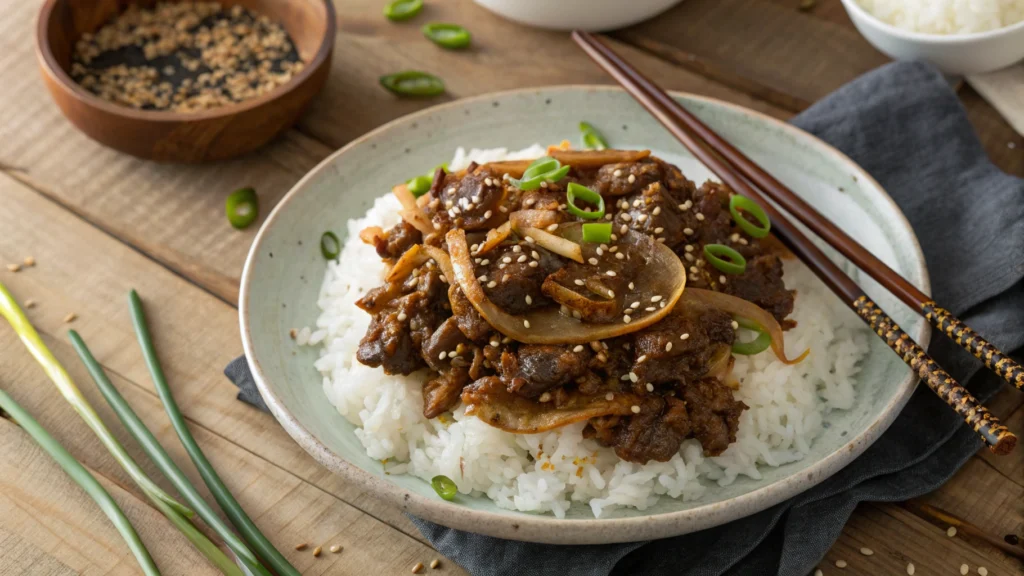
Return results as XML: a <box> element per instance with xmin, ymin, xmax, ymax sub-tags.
<box><xmin>36</xmin><ymin>0</ymin><xmax>335</xmax><ymax>163</ymax></box>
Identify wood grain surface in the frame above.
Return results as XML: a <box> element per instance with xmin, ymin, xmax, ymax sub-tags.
<box><xmin>1</xmin><ymin>0</ymin><xmax>1021</xmax><ymax>574</ymax></box>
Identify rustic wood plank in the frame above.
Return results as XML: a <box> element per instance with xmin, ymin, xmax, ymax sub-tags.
<box><xmin>969</xmin><ymin>65</ymin><xmax>1024</xmax><ymax>138</ymax></box>
<box><xmin>0</xmin><ymin>526</ymin><xmax>77</xmax><ymax>576</ymax></box>
<box><xmin>980</xmin><ymin>401</ymin><xmax>1024</xmax><ymax>488</ymax></box>
<box><xmin>764</xmin><ymin>0</ymin><xmax>859</xmax><ymax>28</ymax></box>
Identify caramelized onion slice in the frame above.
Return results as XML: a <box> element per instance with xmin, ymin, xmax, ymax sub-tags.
<box><xmin>514</xmin><ymin>224</ymin><xmax>583</xmax><ymax>263</ymax></box>
<box><xmin>509</xmin><ymin>210</ymin><xmax>561</xmax><ymax>230</ymax></box>
<box><xmin>393</xmin><ymin>184</ymin><xmax>434</xmax><ymax>235</ymax></box>
<box><xmin>682</xmin><ymin>288</ymin><xmax>808</xmax><ymax>365</ymax></box>
<box><xmin>475</xmin><ymin>221</ymin><xmax>511</xmax><ymax>256</ymax></box>
<box><xmin>462</xmin><ymin>377</ymin><xmax>641</xmax><ymax>434</ymax></box>
<box><xmin>359</xmin><ymin>225</ymin><xmax>385</xmax><ymax>245</ymax></box>
<box><xmin>385</xmin><ymin>244</ymin><xmax>423</xmax><ymax>282</ymax></box>
<box><xmin>705</xmin><ymin>344</ymin><xmax>734</xmax><ymax>381</ymax></box>
<box><xmin>484</xmin><ymin>150</ymin><xmax>652</xmax><ymax>178</ymax></box>
<box><xmin>446</xmin><ymin>228</ymin><xmax>686</xmax><ymax>344</ymax></box>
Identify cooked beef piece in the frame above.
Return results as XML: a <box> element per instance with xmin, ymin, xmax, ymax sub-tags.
<box><xmin>630</xmin><ymin>306</ymin><xmax>735</xmax><ymax>391</ymax></box>
<box><xmin>589</xmin><ymin>158</ymin><xmax>665</xmax><ymax>197</ymax></box>
<box><xmin>519</xmin><ymin>188</ymin><xmax>565</xmax><ymax>211</ymax></box>
<box><xmin>449</xmin><ymin>286</ymin><xmax>491</xmax><ymax>343</ymax></box>
<box><xmin>683</xmin><ymin>378</ymin><xmax>746</xmax><ymax>455</ymax></box>
<box><xmin>500</xmin><ymin>344</ymin><xmax>593</xmax><ymax>398</ymax></box>
<box><xmin>722</xmin><ymin>254</ymin><xmax>794</xmax><ymax>324</ymax></box>
<box><xmin>421</xmin><ymin>317</ymin><xmax>472</xmax><ymax>371</ymax></box>
<box><xmin>608</xmin><ymin>395</ymin><xmax>691</xmax><ymax>463</ymax></box>
<box><xmin>357</xmin><ymin>306</ymin><xmax>422</xmax><ymax>375</ymax></box>
<box><xmin>477</xmin><ymin>242</ymin><xmax>562</xmax><ymax>314</ymax></box>
<box><xmin>541</xmin><ymin>235</ymin><xmax>645</xmax><ymax>323</ymax></box>
<box><xmin>423</xmin><ymin>366</ymin><xmax>470</xmax><ymax>418</ymax></box>
<box><xmin>373</xmin><ymin>220</ymin><xmax>422</xmax><ymax>260</ymax></box>
<box><xmin>435</xmin><ymin>168</ymin><xmax>505</xmax><ymax>231</ymax></box>
<box><xmin>614</xmin><ymin>182</ymin><xmax>690</xmax><ymax>250</ymax></box>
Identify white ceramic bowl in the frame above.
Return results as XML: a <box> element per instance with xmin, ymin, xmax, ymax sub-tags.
<box><xmin>473</xmin><ymin>0</ymin><xmax>684</xmax><ymax>31</ymax></box>
<box><xmin>840</xmin><ymin>0</ymin><xmax>1024</xmax><ymax>75</ymax></box>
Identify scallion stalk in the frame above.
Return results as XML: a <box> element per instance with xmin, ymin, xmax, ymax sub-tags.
<box><xmin>126</xmin><ymin>290</ymin><xmax>299</xmax><ymax>576</ymax></box>
<box><xmin>70</xmin><ymin>330</ymin><xmax>276</xmax><ymax>576</ymax></box>
<box><xmin>0</xmin><ymin>390</ymin><xmax>160</xmax><ymax>576</ymax></box>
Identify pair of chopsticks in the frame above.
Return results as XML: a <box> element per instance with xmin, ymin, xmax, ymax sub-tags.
<box><xmin>571</xmin><ymin>31</ymin><xmax>1017</xmax><ymax>455</ymax></box>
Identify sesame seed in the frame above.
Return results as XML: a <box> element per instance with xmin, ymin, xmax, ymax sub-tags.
<box><xmin>589</xmin><ymin>257</ymin><xmax>599</xmax><ymax>265</ymax></box>
<box><xmin>731</xmin><ymin>320</ymin><xmax>739</xmax><ymax>329</ymax></box>
<box><xmin>608</xmin><ymin>246</ymin><xmax>617</xmax><ymax>252</ymax></box>
<box><xmin>947</xmin><ymin>526</ymin><xmax>957</xmax><ymax>537</ymax></box>
<box><xmin>23</xmin><ymin>256</ymin><xmax>35</xmax><ymax>267</ymax></box>
<box><xmin>412</xmin><ymin>562</ymin><xmax>424</xmax><ymax>574</ymax></box>
<box><xmin>596</xmin><ymin>247</ymin><xmax>604</xmax><ymax>255</ymax></box>
<box><xmin>628</xmin><ymin>282</ymin><xmax>635</xmax><ymax>290</ymax></box>
<box><xmin>685</xmin><ymin>200</ymin><xmax>693</xmax><ymax>209</ymax></box>
<box><xmin>448</xmin><ymin>187</ymin><xmax>456</xmax><ymax>194</ymax></box>
<box><xmin>665</xmin><ymin>342</ymin><xmax>673</xmax><ymax>352</ymax></box>
<box><xmin>503</xmin><ymin>173</ymin><xmax>510</xmax><ymax>180</ymax></box>
<box><xmin>608</xmin><ymin>290</ymin><xmax>615</xmax><ymax>297</ymax></box>
<box><xmin>620</xmin><ymin>224</ymin><xmax>629</xmax><ymax>235</ymax></box>
<box><xmin>573</xmin><ymin>345</ymin><xmax>584</xmax><ymax>352</ymax></box>
<box><xmin>330</xmin><ymin>545</ymin><xmax>342</xmax><ymax>554</ymax></box>
<box><xmin>960</xmin><ymin>565</ymin><xmax>969</xmax><ymax>575</ymax></box>
<box><xmin>860</xmin><ymin>547</ymin><xmax>873</xmax><ymax>556</ymax></box>
<box><xmin>487</xmin><ymin>281</ymin><xmax>497</xmax><ymax>288</ymax></box>
<box><xmin>528</xmin><ymin>261</ymin><xmax>539</xmax><ymax>268</ymax></box>
<box><xmin>637</xmin><ymin>355</ymin><xmax>648</xmax><ymax>363</ymax></box>
<box><xmin>484</xmin><ymin>178</ymin><xmax>493</xmax><ymax>186</ymax></box>
<box><xmin>645</xmin><ymin>306</ymin><xmax>656</xmax><ymax>311</ymax></box>
<box><xmin>490</xmin><ymin>340</ymin><xmax>500</xmax><ymax>347</ymax></box>
<box><xmin>63</xmin><ymin>313</ymin><xmax>77</xmax><ymax>323</ymax></box>
<box><xmin>720</xmin><ymin>275</ymin><xmax>727</xmax><ymax>284</ymax></box>
<box><xmin>525</xmin><ymin>198</ymin><xmax>536</xmax><ymax>207</ymax></box>
<box><xmin>637</xmin><ymin>214</ymin><xmax>648</xmax><ymax>223</ymax></box>
<box><xmin>604</xmin><ymin>214</ymin><xmax>613</xmax><ymax>220</ymax></box>
<box><xmin>484</xmin><ymin>210</ymin><xmax>493</xmax><ymax>219</ymax></box>
<box><xmin>631</xmin><ymin>302</ymin><xmax>640</xmax><ymax>309</ymax></box>
<box><xmin>905</xmin><ymin>563</ymin><xmax>914</xmax><ymax>575</ymax></box>
<box><xmin>615</xmin><ymin>251</ymin><xmax>625</xmax><ymax>260</ymax></box>
<box><xmin>606</xmin><ymin>270</ymin><xmax>617</xmax><ymax>277</ymax></box>
<box><xmin>685</xmin><ymin>253</ymin><xmax>695</xmax><ymax>262</ymax></box>
<box><xmin>621</xmin><ymin>373</ymin><xmax>630</xmax><ymax>381</ymax></box>
<box><xmin>696</xmin><ymin>213</ymin><xmax>705</xmax><ymax>221</ymax></box>
<box><xmin>627</xmin><ymin>174</ymin><xmax>636</xmax><ymax>184</ymax></box>
<box><xmin>613</xmin><ymin>169</ymin><xmax>622</xmax><ymax>177</ymax></box>
<box><xmin>646</xmin><ymin>383</ymin><xmax>654</xmax><ymax>392</ymax></box>
<box><xmin>430</xmin><ymin>559</ymin><xmax>441</xmax><ymax>569</ymax></box>
<box><xmin>651</xmin><ymin>295</ymin><xmax>662</xmax><ymax>302</ymax></box>
<box><xmin>518</xmin><ymin>255</ymin><xmax>528</xmax><ymax>263</ymax></box>
<box><xmin>656</xmin><ymin>237</ymin><xmax>666</xmax><ymax>243</ymax></box>
<box><xmin>623</xmin><ymin>314</ymin><xmax>632</xmax><ymax>323</ymax></box>
<box><xmin>631</xmin><ymin>405</ymin><xmax>641</xmax><ymax>413</ymax></box>
<box><xmin>397</xmin><ymin>312</ymin><xmax>408</xmax><ymax>321</ymax></box>
<box><xmin>684</xmin><ymin>245</ymin><xmax>694</xmax><ymax>252</ymax></box>
<box><xmin>835</xmin><ymin>559</ymin><xmax>847</xmax><ymax>568</ymax></box>
<box><xmin>433</xmin><ymin>222</ymin><xmax>442</xmax><ymax>230</ymax></box>
<box><xmin>815</xmin><ymin>571</ymin><xmax>823</xmax><ymax>576</ymax></box>
<box><xmin>652</xmin><ymin>207</ymin><xmax>661</xmax><ymax>216</ymax></box>
<box><xmin>499</xmin><ymin>205</ymin><xmax>508</xmax><ymax>213</ymax></box>
<box><xmin>730</xmin><ymin>233</ymin><xmax>740</xmax><ymax>242</ymax></box>
<box><xmin>979</xmin><ymin>567</ymin><xmax>988</xmax><ymax>576</ymax></box>
<box><xmin>684</xmin><ymin>227</ymin><xmax>694</xmax><ymax>235</ymax></box>
<box><xmin>621</xmin><ymin>213</ymin><xmax>632</xmax><ymax>222</ymax></box>
<box><xmin>540</xmin><ymin>181</ymin><xmax>548</xmax><ymax>188</ymax></box>
<box><xmin>6</xmin><ymin>263</ymin><xmax>21</xmax><ymax>272</ymax></box>
<box><xmin>678</xmin><ymin>204</ymin><xmax>686</xmax><ymax>210</ymax></box>
<box><xmin>481</xmin><ymin>259</ymin><xmax>490</xmax><ymax>265</ymax></box>
<box><xmin>740</xmin><ymin>238</ymin><xmax>749</xmax><ymax>245</ymax></box>
<box><xmin>546</xmin><ymin>223</ymin><xmax>559</xmax><ymax>232</ymax></box>
<box><xmin>606</xmin><ymin>392</ymin><xmax>615</xmax><ymax>400</ymax></box>
<box><xmin>539</xmin><ymin>392</ymin><xmax>551</xmax><ymax>402</ymax></box>
<box><xmin>574</xmin><ymin>279</ymin><xmax>585</xmax><ymax>286</ymax></box>
<box><xmin>531</xmin><ymin>251</ymin><xmax>540</xmax><ymax>259</ymax></box>
<box><xmin>681</xmin><ymin>333</ymin><xmax>690</xmax><ymax>340</ymax></box>
<box><xmin>452</xmin><ymin>206</ymin><xmax>461</xmax><ymax>215</ymax></box>
<box><xmin>610</xmin><ymin>234</ymin><xmax>618</xmax><ymax>241</ymax></box>
<box><xmin>503</xmin><ymin>256</ymin><xmax>512</xmax><ymax>263</ymax></box>
<box><xmin>295</xmin><ymin>543</ymin><xmax>309</xmax><ymax>551</ymax></box>
<box><xmin>525</xmin><ymin>295</ymin><xmax>533</xmax><ymax>305</ymax></box>
<box><xmin>523</xmin><ymin>319</ymin><xmax>531</xmax><ymax>328</ymax></box>
<box><xmin>313</xmin><ymin>546</ymin><xmax>322</xmax><ymax>557</ymax></box>
<box><xmin>439</xmin><ymin>351</ymin><xmax>447</xmax><ymax>360</ymax></box>
<box><xmin>526</xmin><ymin>236</ymin><xmax>535</xmax><ymax>243</ymax></box>
<box><xmin>478</xmin><ymin>275</ymin><xmax>488</xmax><ymax>282</ymax></box>
<box><xmin>654</xmin><ymin>227</ymin><xmax>664</xmax><ymax>233</ymax></box>
<box><xmin>690</xmin><ymin>266</ymin><xmax>699</xmax><ymax>273</ymax></box>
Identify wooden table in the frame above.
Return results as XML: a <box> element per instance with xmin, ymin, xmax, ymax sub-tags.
<box><xmin>1</xmin><ymin>0</ymin><xmax>1021</xmax><ymax>574</ymax></box>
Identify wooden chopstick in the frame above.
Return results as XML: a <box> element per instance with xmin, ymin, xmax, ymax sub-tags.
<box><xmin>571</xmin><ymin>30</ymin><xmax>1016</xmax><ymax>455</ymax></box>
<box><xmin>585</xmin><ymin>46</ymin><xmax>1024</xmax><ymax>397</ymax></box>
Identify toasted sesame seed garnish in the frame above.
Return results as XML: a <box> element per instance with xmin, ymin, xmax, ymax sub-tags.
<box><xmin>525</xmin><ymin>236</ymin><xmax>535</xmax><ymax>243</ymax></box>
<box><xmin>678</xmin><ymin>204</ymin><xmax>686</xmax><ymax>210</ymax></box>
<box><xmin>524</xmin><ymin>198</ymin><xmax>536</xmax><ymax>207</ymax></box>
<box><xmin>615</xmin><ymin>252</ymin><xmax>625</xmax><ymax>261</ymax></box>
<box><xmin>605</xmin><ymin>392</ymin><xmax>615</xmax><ymax>400</ymax></box>
<box><xmin>730</xmin><ymin>233</ymin><xmax>740</xmax><ymax>242</ymax></box>
<box><xmin>480</xmin><ymin>259</ymin><xmax>490</xmax><ymax>265</ymax></box>
<box><xmin>637</xmin><ymin>214</ymin><xmax>648</xmax><ymax>223</ymax></box>
<box><xmin>684</xmin><ymin>245</ymin><xmax>694</xmax><ymax>252</ymax></box>
<box><xmin>633</xmin><ymin>200</ymin><xmax>642</xmax><ymax>208</ymax></box>
<box><xmin>680</xmin><ymin>333</ymin><xmax>690</xmax><ymax>340</ymax></box>
<box><xmin>978</xmin><ymin>567</ymin><xmax>988</xmax><ymax>576</ymax></box>
<box><xmin>637</xmin><ymin>354</ymin><xmax>648</xmax><ymax>363</ymax></box>
<box><xmin>412</xmin><ymin>562</ymin><xmax>424</xmax><ymax>574</ymax></box>
<box><xmin>484</xmin><ymin>178</ymin><xmax>493</xmax><ymax>186</ymax></box>
<box><xmin>815</xmin><ymin>570</ymin><xmax>823</xmax><ymax>576</ymax></box>
<box><xmin>739</xmin><ymin>238</ymin><xmax>749</xmax><ymax>245</ymax></box>
<box><xmin>645</xmin><ymin>306</ymin><xmax>656</xmax><ymax>312</ymax></box>
<box><xmin>608</xmin><ymin>290</ymin><xmax>615</xmax><ymax>298</ymax></box>
<box><xmin>835</xmin><ymin>559</ymin><xmax>847</xmax><ymax>568</ymax></box>
<box><xmin>490</xmin><ymin>340</ymin><xmax>500</xmax><ymax>347</ymax></box>
<box><xmin>330</xmin><ymin>545</ymin><xmax>342</xmax><ymax>554</ymax></box>
<box><xmin>588</xmin><ymin>257</ymin><xmax>599</xmax><ymax>265</ymax></box>
<box><xmin>523</xmin><ymin>319</ymin><xmax>531</xmax><ymax>328</ymax></box>
<box><xmin>960</xmin><ymin>565</ymin><xmax>969</xmax><ymax>575</ymax></box>
<box><xmin>905</xmin><ymin>563</ymin><xmax>914</xmax><ymax>575</ymax></box>
<box><xmin>613</xmin><ymin>169</ymin><xmax>622</xmax><ymax>177</ymax></box>
<box><xmin>313</xmin><ymin>546</ymin><xmax>322</xmax><ymax>557</ymax></box>
<box><xmin>604</xmin><ymin>214</ymin><xmax>613</xmax><ymax>220</ymax></box>
<box><xmin>397</xmin><ymin>312</ymin><xmax>408</xmax><ymax>321</ymax></box>
<box><xmin>652</xmin><ymin>207</ymin><xmax>661</xmax><ymax>216</ymax></box>
<box><xmin>720</xmin><ymin>275</ymin><xmax>727</xmax><ymax>284</ymax></box>
<box><xmin>295</xmin><ymin>543</ymin><xmax>308</xmax><ymax>551</ymax></box>
<box><xmin>439</xmin><ymin>351</ymin><xmax>447</xmax><ymax>360</ymax></box>
<box><xmin>484</xmin><ymin>210</ymin><xmax>493</xmax><ymax>219</ymax></box>
<box><xmin>540</xmin><ymin>181</ymin><xmax>549</xmax><ymax>189</ymax></box>
<box><xmin>439</xmin><ymin>274</ymin><xmax>447</xmax><ymax>283</ymax></box>
<box><xmin>610</xmin><ymin>233</ymin><xmax>618</xmax><ymax>241</ymax></box>
<box><xmin>631</xmin><ymin>301</ymin><xmax>640</xmax><ymax>309</ymax></box>
<box><xmin>572</xmin><ymin>310</ymin><xmax>582</xmax><ymax>319</ymax></box>
<box><xmin>451</xmin><ymin>206</ymin><xmax>461</xmax><ymax>215</ymax></box>
<box><xmin>478</xmin><ymin>275</ymin><xmax>488</xmax><ymax>282</ymax></box>
<box><xmin>606</xmin><ymin>270</ymin><xmax>617</xmax><ymax>277</ymax></box>
<box><xmin>525</xmin><ymin>295</ymin><xmax>533</xmax><ymax>304</ymax></box>
<box><xmin>502</xmin><ymin>256</ymin><xmax>512</xmax><ymax>263</ymax></box>
<box><xmin>620</xmin><ymin>213</ymin><xmax>632</xmax><ymax>222</ymax></box>
<box><xmin>623</xmin><ymin>314</ymin><xmax>632</xmax><ymax>323</ymax></box>
<box><xmin>546</xmin><ymin>223</ymin><xmax>559</xmax><ymax>232</ymax></box>
<box><xmin>695</xmin><ymin>212</ymin><xmax>705</xmax><ymax>221</ymax></box>
<box><xmin>499</xmin><ymin>205</ymin><xmax>508</xmax><ymax>213</ymax></box>
<box><xmin>430</xmin><ymin>559</ymin><xmax>441</xmax><ymax>569</ymax></box>
<box><xmin>690</xmin><ymin>266</ymin><xmax>699</xmax><ymax>274</ymax></box>
<box><xmin>573</xmin><ymin>345</ymin><xmax>584</xmax><ymax>352</ymax></box>
<box><xmin>630</xmin><ymin>404</ymin><xmax>640</xmax><ymax>413</ymax></box>
<box><xmin>684</xmin><ymin>253</ymin><xmax>695</xmax><ymax>262</ymax></box>
<box><xmin>947</xmin><ymin>526</ymin><xmax>957</xmax><ymax>537</ymax></box>
<box><xmin>859</xmin><ymin>547</ymin><xmax>873</xmax><ymax>556</ymax></box>
<box><xmin>620</xmin><ymin>373</ymin><xmax>630</xmax><ymax>381</ymax></box>
<box><xmin>627</xmin><ymin>174</ymin><xmax>636</xmax><ymax>184</ymax></box>
<box><xmin>6</xmin><ymin>263</ymin><xmax>21</xmax><ymax>272</ymax></box>
<box><xmin>487</xmin><ymin>281</ymin><xmax>497</xmax><ymax>288</ymax></box>
<box><xmin>503</xmin><ymin>173</ymin><xmax>510</xmax><ymax>180</ymax></box>
<box><xmin>619</xmin><ymin>224</ymin><xmax>629</xmax><ymax>235</ymax></box>
<box><xmin>628</xmin><ymin>282</ymin><xmax>635</xmax><ymax>290</ymax></box>
<box><xmin>23</xmin><ymin>256</ymin><xmax>35</xmax><ymax>267</ymax></box>
<box><xmin>528</xmin><ymin>261</ymin><xmax>539</xmax><ymax>268</ymax></box>
<box><xmin>645</xmin><ymin>383</ymin><xmax>654</xmax><ymax>392</ymax></box>
<box><xmin>574</xmin><ymin>279</ymin><xmax>585</xmax><ymax>286</ymax></box>
<box><xmin>63</xmin><ymin>313</ymin><xmax>77</xmax><ymax>323</ymax></box>
<box><xmin>651</xmin><ymin>295</ymin><xmax>662</xmax><ymax>302</ymax></box>
<box><xmin>665</xmin><ymin>342</ymin><xmax>673</xmax><ymax>352</ymax></box>
<box><xmin>517</xmin><ymin>255</ymin><xmax>528</xmax><ymax>263</ymax></box>
<box><xmin>596</xmin><ymin>247</ymin><xmax>604</xmax><ymax>255</ymax></box>
<box><xmin>433</xmin><ymin>222</ymin><xmax>442</xmax><ymax>230</ymax></box>
<box><xmin>654</xmin><ymin>227</ymin><xmax>664</xmax><ymax>234</ymax></box>
<box><xmin>731</xmin><ymin>320</ymin><xmax>739</xmax><ymax>330</ymax></box>
<box><xmin>684</xmin><ymin>227</ymin><xmax>694</xmax><ymax>235</ymax></box>
<box><xmin>539</xmin><ymin>392</ymin><xmax>551</xmax><ymax>402</ymax></box>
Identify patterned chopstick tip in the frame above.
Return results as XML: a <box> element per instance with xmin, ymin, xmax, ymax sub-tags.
<box><xmin>922</xmin><ymin>301</ymin><xmax>1024</xmax><ymax>390</ymax></box>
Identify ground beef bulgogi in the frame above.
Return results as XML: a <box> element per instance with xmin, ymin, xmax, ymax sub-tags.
<box><xmin>356</xmin><ymin>151</ymin><xmax>794</xmax><ymax>464</ymax></box>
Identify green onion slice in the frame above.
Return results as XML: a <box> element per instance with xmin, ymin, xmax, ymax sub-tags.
<box><xmin>431</xmin><ymin>475</ymin><xmax>458</xmax><ymax>501</ymax></box>
<box><xmin>321</xmin><ymin>231</ymin><xmax>341</xmax><ymax>260</ymax></box>
<box><xmin>729</xmin><ymin>194</ymin><xmax>771</xmax><ymax>239</ymax></box>
<box><xmin>579</xmin><ymin>121</ymin><xmax>608</xmax><ymax>150</ymax></box>
<box><xmin>407</xmin><ymin>175</ymin><xmax>433</xmax><ymax>197</ymax></box>
<box><xmin>704</xmin><ymin>243</ymin><xmax>747</xmax><ymax>275</ymax></box>
<box><xmin>384</xmin><ymin>0</ymin><xmax>423</xmax><ymax>21</ymax></box>
<box><xmin>582</xmin><ymin>222</ymin><xmax>612</xmax><ymax>243</ymax></box>
<box><xmin>422</xmin><ymin>23</ymin><xmax>472</xmax><ymax>49</ymax></box>
<box><xmin>566</xmin><ymin>182</ymin><xmax>605</xmax><ymax>220</ymax></box>
<box><xmin>523</xmin><ymin>158</ymin><xmax>559</xmax><ymax>180</ymax></box>
<box><xmin>731</xmin><ymin>317</ymin><xmax>772</xmax><ymax>355</ymax></box>
<box><xmin>380</xmin><ymin>71</ymin><xmax>445</xmax><ymax>97</ymax></box>
<box><xmin>225</xmin><ymin>187</ymin><xmax>258</xmax><ymax>230</ymax></box>
<box><xmin>510</xmin><ymin>158</ymin><xmax>570</xmax><ymax>191</ymax></box>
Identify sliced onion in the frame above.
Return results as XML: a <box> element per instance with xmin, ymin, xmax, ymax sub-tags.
<box><xmin>705</xmin><ymin>344</ymin><xmax>734</xmax><ymax>381</ymax></box>
<box><xmin>446</xmin><ymin>228</ymin><xmax>686</xmax><ymax>344</ymax></box>
<box><xmin>359</xmin><ymin>225</ymin><xmax>385</xmax><ymax>245</ymax></box>
<box><xmin>385</xmin><ymin>244</ymin><xmax>423</xmax><ymax>282</ymax></box>
<box><xmin>484</xmin><ymin>150</ymin><xmax>652</xmax><ymax>178</ymax></box>
<box><xmin>392</xmin><ymin>184</ymin><xmax>418</xmax><ymax>211</ymax></box>
<box><xmin>509</xmin><ymin>210</ymin><xmax>561</xmax><ymax>230</ymax></box>
<box><xmin>416</xmin><ymin>192</ymin><xmax>432</xmax><ymax>208</ymax></box>
<box><xmin>682</xmin><ymin>288</ymin><xmax>808</xmax><ymax>365</ymax></box>
<box><xmin>542</xmin><ymin>279</ymin><xmax>618</xmax><ymax>320</ymax></box>
<box><xmin>513</xmin><ymin>224</ymin><xmax>583</xmax><ymax>263</ymax></box>
<box><xmin>394</xmin><ymin>184</ymin><xmax>435</xmax><ymax>235</ymax></box>
<box><xmin>475</xmin><ymin>221</ymin><xmax>511</xmax><ymax>255</ymax></box>
<box><xmin>462</xmin><ymin>377</ymin><xmax>642</xmax><ymax>434</ymax></box>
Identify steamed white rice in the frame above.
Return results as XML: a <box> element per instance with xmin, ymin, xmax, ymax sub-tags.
<box><xmin>305</xmin><ymin>146</ymin><xmax>870</xmax><ymax>518</ymax></box>
<box><xmin>857</xmin><ymin>0</ymin><xmax>1024</xmax><ymax>35</ymax></box>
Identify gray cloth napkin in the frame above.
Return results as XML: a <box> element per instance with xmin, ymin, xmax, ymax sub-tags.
<box><xmin>225</xmin><ymin>61</ymin><xmax>1024</xmax><ymax>576</ymax></box>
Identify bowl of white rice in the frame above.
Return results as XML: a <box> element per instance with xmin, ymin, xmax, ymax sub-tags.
<box><xmin>840</xmin><ymin>0</ymin><xmax>1024</xmax><ymax>74</ymax></box>
<box><xmin>240</xmin><ymin>86</ymin><xmax>930</xmax><ymax>544</ymax></box>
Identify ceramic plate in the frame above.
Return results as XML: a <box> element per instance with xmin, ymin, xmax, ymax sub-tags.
<box><xmin>240</xmin><ymin>86</ymin><xmax>929</xmax><ymax>544</ymax></box>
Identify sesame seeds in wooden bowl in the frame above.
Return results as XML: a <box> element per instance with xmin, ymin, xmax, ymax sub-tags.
<box><xmin>36</xmin><ymin>0</ymin><xmax>335</xmax><ymax>163</ymax></box>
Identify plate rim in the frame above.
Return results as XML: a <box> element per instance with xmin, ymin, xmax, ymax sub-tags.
<box><xmin>239</xmin><ymin>85</ymin><xmax>931</xmax><ymax>544</ymax></box>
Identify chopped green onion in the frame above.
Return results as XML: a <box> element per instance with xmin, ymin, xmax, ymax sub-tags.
<box><xmin>729</xmin><ymin>194</ymin><xmax>771</xmax><ymax>239</ymax></box>
<box><xmin>70</xmin><ymin>329</ymin><xmax>275</xmax><ymax>576</ymax></box>
<box><xmin>226</xmin><ymin>187</ymin><xmax>258</xmax><ymax>230</ymax></box>
<box><xmin>704</xmin><ymin>243</ymin><xmax>747</xmax><ymax>275</ymax></box>
<box><xmin>582</xmin><ymin>222</ymin><xmax>612</xmax><ymax>243</ymax></box>
<box><xmin>579</xmin><ymin>121</ymin><xmax>608</xmax><ymax>150</ymax></box>
<box><xmin>731</xmin><ymin>318</ymin><xmax>772</xmax><ymax>355</ymax></box>
<box><xmin>523</xmin><ymin>158</ymin><xmax>559</xmax><ymax>180</ymax></box>
<box><xmin>422</xmin><ymin>23</ymin><xmax>472</xmax><ymax>49</ymax></box>
<box><xmin>383</xmin><ymin>0</ymin><xmax>422</xmax><ymax>21</ymax></box>
<box><xmin>380</xmin><ymin>71</ymin><xmax>445</xmax><ymax>97</ymax></box>
<box><xmin>124</xmin><ymin>291</ymin><xmax>300</xmax><ymax>576</ymax></box>
<box><xmin>407</xmin><ymin>175</ymin><xmax>433</xmax><ymax>196</ymax></box>
<box><xmin>510</xmin><ymin>158</ymin><xmax>571</xmax><ymax>191</ymax></box>
<box><xmin>0</xmin><ymin>390</ymin><xmax>159</xmax><ymax>576</ymax></box>
<box><xmin>431</xmin><ymin>475</ymin><xmax>458</xmax><ymax>501</ymax></box>
<box><xmin>321</xmin><ymin>231</ymin><xmax>341</xmax><ymax>260</ymax></box>
<box><xmin>566</xmin><ymin>182</ymin><xmax>605</xmax><ymax>220</ymax></box>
